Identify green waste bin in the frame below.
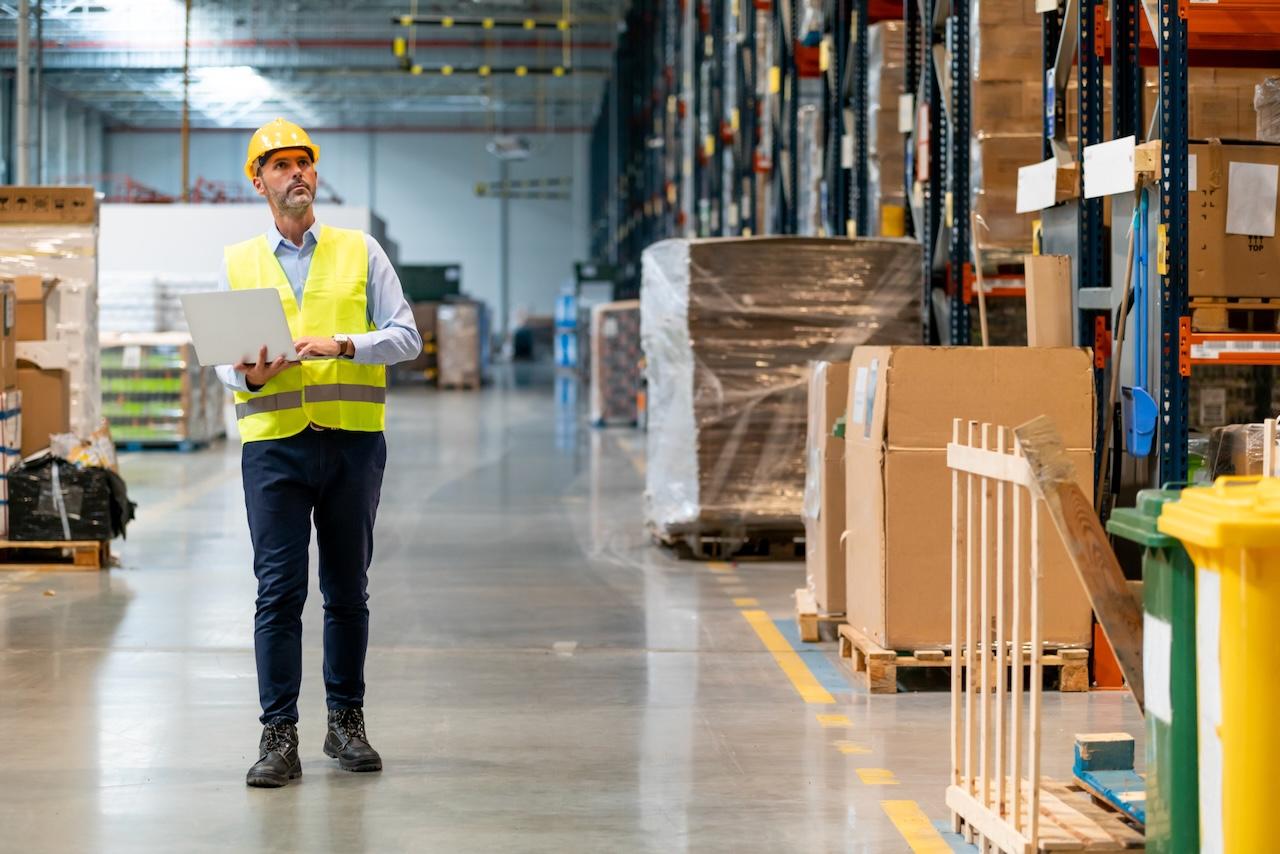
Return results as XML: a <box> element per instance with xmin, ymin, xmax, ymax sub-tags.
<box><xmin>1106</xmin><ymin>488</ymin><xmax>1198</xmax><ymax>853</ymax></box>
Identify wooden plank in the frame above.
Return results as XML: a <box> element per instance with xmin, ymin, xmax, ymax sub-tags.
<box><xmin>1014</xmin><ymin>416</ymin><xmax>1145</xmax><ymax>712</ymax></box>
<box><xmin>0</xmin><ymin>538</ymin><xmax>104</xmax><ymax>549</ymax></box>
<box><xmin>1035</xmin><ymin>780</ymin><xmax>1125</xmax><ymax>849</ymax></box>
<box><xmin>915</xmin><ymin>649</ymin><xmax>945</xmax><ymax>661</ymax></box>
<box><xmin>1074</xmin><ymin>733</ymin><xmax>1135</xmax><ymax>772</ymax></box>
<box><xmin>1041</xmin><ymin>780</ymin><xmax>1144</xmax><ymax>849</ymax></box>
<box><xmin>946</xmin><ymin>784</ymin><xmax>1034</xmax><ymax>854</ymax></box>
<box><xmin>0</xmin><ymin>562</ymin><xmax>102</xmax><ymax>573</ymax></box>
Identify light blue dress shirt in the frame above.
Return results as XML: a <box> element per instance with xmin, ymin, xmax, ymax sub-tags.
<box><xmin>214</xmin><ymin>221</ymin><xmax>423</xmax><ymax>393</ymax></box>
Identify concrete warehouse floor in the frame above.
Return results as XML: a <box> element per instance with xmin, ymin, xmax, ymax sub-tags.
<box><xmin>0</xmin><ymin>371</ymin><xmax>1143</xmax><ymax>853</ymax></box>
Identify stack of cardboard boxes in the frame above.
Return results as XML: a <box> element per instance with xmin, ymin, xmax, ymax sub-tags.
<box><xmin>99</xmin><ymin>332</ymin><xmax>226</xmax><ymax>446</ymax></box>
<box><xmin>0</xmin><ymin>284</ymin><xmax>20</xmax><ymax>537</ymax></box>
<box><xmin>437</xmin><ymin>302</ymin><xmax>484</xmax><ymax>389</ymax></box>
<box><xmin>589</xmin><ymin>300</ymin><xmax>642</xmax><ymax>427</ymax></box>
<box><xmin>866</xmin><ymin>22</ymin><xmax>907</xmax><ymax>237</ymax></box>
<box><xmin>804</xmin><ymin>346</ymin><xmax>1096</xmax><ymax>650</ymax></box>
<box><xmin>0</xmin><ymin>187</ymin><xmax>100</xmax><ymax>459</ymax></box>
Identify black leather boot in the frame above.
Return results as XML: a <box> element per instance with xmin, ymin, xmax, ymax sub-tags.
<box><xmin>323</xmin><ymin>708</ymin><xmax>382</xmax><ymax>772</ymax></box>
<box><xmin>246</xmin><ymin>720</ymin><xmax>302</xmax><ymax>788</ymax></box>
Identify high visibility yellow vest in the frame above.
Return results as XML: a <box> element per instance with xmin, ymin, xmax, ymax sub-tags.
<box><xmin>225</xmin><ymin>225</ymin><xmax>386</xmax><ymax>442</ymax></box>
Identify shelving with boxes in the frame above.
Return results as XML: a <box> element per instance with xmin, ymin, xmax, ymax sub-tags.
<box><xmin>99</xmin><ymin>332</ymin><xmax>226</xmax><ymax>448</ymax></box>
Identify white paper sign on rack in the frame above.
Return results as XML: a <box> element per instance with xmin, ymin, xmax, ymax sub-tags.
<box><xmin>1083</xmin><ymin>136</ymin><xmax>1137</xmax><ymax>199</ymax></box>
<box><xmin>1016</xmin><ymin>157</ymin><xmax>1060</xmax><ymax>213</ymax></box>
<box><xmin>1226</xmin><ymin>161</ymin><xmax>1279</xmax><ymax>237</ymax></box>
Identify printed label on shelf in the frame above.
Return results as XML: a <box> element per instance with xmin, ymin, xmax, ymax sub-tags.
<box><xmin>841</xmin><ymin>136</ymin><xmax>854</xmax><ymax>170</ymax></box>
<box><xmin>1083</xmin><ymin>136</ymin><xmax>1136</xmax><ymax>199</ymax></box>
<box><xmin>1225</xmin><ymin>161</ymin><xmax>1279</xmax><ymax>237</ymax></box>
<box><xmin>851</xmin><ymin>366</ymin><xmax>869</xmax><ymax>426</ymax></box>
<box><xmin>898</xmin><ymin>94</ymin><xmax>914</xmax><ymax>133</ymax></box>
<box><xmin>1189</xmin><ymin>154</ymin><xmax>1198</xmax><ymax>192</ymax></box>
<box><xmin>1200</xmin><ymin>386</ymin><xmax>1227</xmax><ymax>426</ymax></box>
<box><xmin>1191</xmin><ymin>339</ymin><xmax>1280</xmax><ymax>359</ymax></box>
<box><xmin>122</xmin><ymin>346</ymin><xmax>142</xmax><ymax>369</ymax></box>
<box><xmin>1035</xmin><ymin>0</ymin><xmax>1058</xmax><ymax>11</ymax></box>
<box><xmin>1016</xmin><ymin>157</ymin><xmax>1059</xmax><ymax>213</ymax></box>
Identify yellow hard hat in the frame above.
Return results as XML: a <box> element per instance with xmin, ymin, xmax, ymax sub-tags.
<box><xmin>243</xmin><ymin>118</ymin><xmax>320</xmax><ymax>180</ymax></box>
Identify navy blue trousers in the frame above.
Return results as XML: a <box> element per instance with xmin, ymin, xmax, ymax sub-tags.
<box><xmin>242</xmin><ymin>428</ymin><xmax>387</xmax><ymax>724</ymax></box>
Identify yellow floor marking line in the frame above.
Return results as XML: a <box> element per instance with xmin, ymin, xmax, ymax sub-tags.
<box><xmin>740</xmin><ymin>609</ymin><xmax>835</xmax><ymax>704</ymax></box>
<box><xmin>834</xmin><ymin>740</ymin><xmax>871</xmax><ymax>755</ymax></box>
<box><xmin>856</xmin><ymin>768</ymin><xmax>899</xmax><ymax>786</ymax></box>
<box><xmin>881</xmin><ymin>801</ymin><xmax>953</xmax><ymax>853</ymax></box>
<box><xmin>732</xmin><ymin>597</ymin><xmax>759</xmax><ymax>607</ymax></box>
<box><xmin>816</xmin><ymin>714</ymin><xmax>851</xmax><ymax>728</ymax></box>
<box><xmin>706</xmin><ymin>561</ymin><xmax>733</xmax><ymax>573</ymax></box>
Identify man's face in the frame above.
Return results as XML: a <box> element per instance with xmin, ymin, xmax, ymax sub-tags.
<box><xmin>253</xmin><ymin>148</ymin><xmax>317</xmax><ymax>214</ymax></box>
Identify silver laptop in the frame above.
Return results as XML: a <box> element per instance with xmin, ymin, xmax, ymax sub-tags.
<box><xmin>180</xmin><ymin>289</ymin><xmax>300</xmax><ymax>367</ymax></box>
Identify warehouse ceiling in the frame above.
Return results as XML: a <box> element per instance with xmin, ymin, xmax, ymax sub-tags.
<box><xmin>0</xmin><ymin>0</ymin><xmax>622</xmax><ymax>131</ymax></box>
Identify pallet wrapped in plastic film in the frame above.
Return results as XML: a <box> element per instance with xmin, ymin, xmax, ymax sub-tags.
<box><xmin>641</xmin><ymin>236</ymin><xmax>921</xmax><ymax>554</ymax></box>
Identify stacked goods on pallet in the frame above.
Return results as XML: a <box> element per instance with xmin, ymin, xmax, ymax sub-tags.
<box><xmin>589</xmin><ymin>300</ymin><xmax>641</xmax><ymax>426</ymax></box>
<box><xmin>802</xmin><ymin>360</ymin><xmax>848</xmax><ymax>614</ymax></box>
<box><xmin>1144</xmin><ymin>67</ymin><xmax>1275</xmax><ymax>140</ymax></box>
<box><xmin>0</xmin><ymin>389</ymin><xmax>20</xmax><ymax>537</ymax></box>
<box><xmin>0</xmin><ymin>188</ymin><xmax>101</xmax><ymax>444</ymax></box>
<box><xmin>399</xmin><ymin>302</ymin><xmax>440</xmax><ymax>383</ymax></box>
<box><xmin>98</xmin><ymin>273</ymin><xmax>217</xmax><ymax>334</ymax></box>
<box><xmin>641</xmin><ymin>237</ymin><xmax>921</xmax><ymax>551</ymax></box>
<box><xmin>100</xmin><ymin>333</ymin><xmax>226</xmax><ymax>446</ymax></box>
<box><xmin>437</xmin><ymin>302</ymin><xmax>483</xmax><ymax>389</ymax></box>
<box><xmin>866</xmin><ymin>22</ymin><xmax>906</xmax><ymax>236</ymax></box>
<box><xmin>844</xmin><ymin>346</ymin><xmax>1096</xmax><ymax>649</ymax></box>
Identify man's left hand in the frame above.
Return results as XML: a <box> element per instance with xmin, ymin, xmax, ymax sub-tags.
<box><xmin>295</xmin><ymin>336</ymin><xmax>343</xmax><ymax>359</ymax></box>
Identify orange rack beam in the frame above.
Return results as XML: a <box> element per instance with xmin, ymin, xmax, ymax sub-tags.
<box><xmin>1104</xmin><ymin>0</ymin><xmax>1280</xmax><ymax>63</ymax></box>
<box><xmin>1179</xmin><ymin>317</ymin><xmax>1280</xmax><ymax>373</ymax></box>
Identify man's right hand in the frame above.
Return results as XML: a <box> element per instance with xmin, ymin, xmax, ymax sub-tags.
<box><xmin>234</xmin><ymin>345</ymin><xmax>297</xmax><ymax>389</ymax></box>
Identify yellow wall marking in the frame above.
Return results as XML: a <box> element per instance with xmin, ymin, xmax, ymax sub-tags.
<box><xmin>740</xmin><ymin>610</ymin><xmax>835</xmax><ymax>704</ymax></box>
<box><xmin>815</xmin><ymin>713</ymin><xmax>851</xmax><ymax>728</ymax></box>
<box><xmin>732</xmin><ymin>597</ymin><xmax>759</xmax><ymax>607</ymax></box>
<box><xmin>856</xmin><ymin>768</ymin><xmax>899</xmax><ymax>786</ymax></box>
<box><xmin>835</xmin><ymin>740</ymin><xmax>871</xmax><ymax>755</ymax></box>
<box><xmin>881</xmin><ymin>801</ymin><xmax>953</xmax><ymax>852</ymax></box>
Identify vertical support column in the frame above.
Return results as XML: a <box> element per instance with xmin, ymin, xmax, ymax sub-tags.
<box><xmin>851</xmin><ymin>0</ymin><xmax>869</xmax><ymax>235</ymax></box>
<box><xmin>787</xmin><ymin>0</ymin><xmax>800</xmax><ymax>234</ymax></box>
<box><xmin>1042</xmin><ymin>4</ymin><xmax>1063</xmax><ymax>161</ymax></box>
<box><xmin>948</xmin><ymin>0</ymin><xmax>971</xmax><ymax>346</ymax></box>
<box><xmin>1159</xmin><ymin>0</ymin><xmax>1189</xmax><ymax>483</ymax></box>
<box><xmin>1079</xmin><ymin>0</ymin><xmax>1108</xmax><ymax>482</ymax></box>
<box><xmin>920</xmin><ymin>0</ymin><xmax>943</xmax><ymax>344</ymax></box>
<box><xmin>681</xmin><ymin>0</ymin><xmax>697</xmax><ymax>236</ymax></box>
<box><xmin>1112</xmin><ymin>0</ymin><xmax>1142</xmax><ymax>139</ymax></box>
<box><xmin>15</xmin><ymin>0</ymin><xmax>29</xmax><ymax>185</ymax></box>
<box><xmin>903</xmin><ymin>0</ymin><xmax>919</xmax><ymax>239</ymax></box>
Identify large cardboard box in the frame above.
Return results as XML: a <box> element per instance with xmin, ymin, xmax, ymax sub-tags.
<box><xmin>844</xmin><ymin>346</ymin><xmax>1095</xmax><ymax>650</ymax></box>
<box><xmin>1024</xmin><ymin>255</ymin><xmax>1074</xmax><ymax>346</ymax></box>
<box><xmin>17</xmin><ymin>364</ymin><xmax>70</xmax><ymax>457</ymax></box>
<box><xmin>0</xmin><ymin>187</ymin><xmax>96</xmax><ymax>224</ymax></box>
<box><xmin>1188</xmin><ymin>141</ymin><xmax>1280</xmax><ymax>298</ymax></box>
<box><xmin>14</xmin><ymin>275</ymin><xmax>57</xmax><ymax>342</ymax></box>
<box><xmin>803</xmin><ymin>361</ymin><xmax>850</xmax><ymax>613</ymax></box>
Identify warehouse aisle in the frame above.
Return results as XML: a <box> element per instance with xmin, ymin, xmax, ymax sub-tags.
<box><xmin>0</xmin><ymin>378</ymin><xmax>1141</xmax><ymax>853</ymax></box>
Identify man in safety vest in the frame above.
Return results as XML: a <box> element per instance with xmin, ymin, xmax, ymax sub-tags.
<box><xmin>213</xmin><ymin>118</ymin><xmax>422</xmax><ymax>788</ymax></box>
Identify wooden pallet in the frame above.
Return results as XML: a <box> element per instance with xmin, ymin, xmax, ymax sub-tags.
<box><xmin>838</xmin><ymin>624</ymin><xmax>1090</xmax><ymax>694</ymax></box>
<box><xmin>656</xmin><ymin>529</ymin><xmax>805</xmax><ymax>561</ymax></box>
<box><xmin>950</xmin><ymin>777</ymin><xmax>1145</xmax><ymax>851</ymax></box>
<box><xmin>1191</xmin><ymin>297</ymin><xmax>1280</xmax><ymax>333</ymax></box>
<box><xmin>0</xmin><ymin>539</ymin><xmax>110</xmax><ymax>572</ymax></box>
<box><xmin>794</xmin><ymin>587</ymin><xmax>844</xmax><ymax>642</ymax></box>
<box><xmin>116</xmin><ymin>439</ymin><xmax>213</xmax><ymax>453</ymax></box>
<box><xmin>439</xmin><ymin>380</ymin><xmax>481</xmax><ymax>391</ymax></box>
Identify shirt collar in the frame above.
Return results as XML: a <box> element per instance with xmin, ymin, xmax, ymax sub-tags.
<box><xmin>267</xmin><ymin>220</ymin><xmax>323</xmax><ymax>252</ymax></box>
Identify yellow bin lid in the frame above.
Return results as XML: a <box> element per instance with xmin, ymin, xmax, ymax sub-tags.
<box><xmin>1157</xmin><ymin>476</ymin><xmax>1280</xmax><ymax>549</ymax></box>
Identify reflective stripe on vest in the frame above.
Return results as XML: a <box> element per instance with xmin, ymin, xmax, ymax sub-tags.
<box><xmin>225</xmin><ymin>225</ymin><xmax>386</xmax><ymax>442</ymax></box>
<box><xmin>233</xmin><ymin>383</ymin><xmax>388</xmax><ymax>420</ymax></box>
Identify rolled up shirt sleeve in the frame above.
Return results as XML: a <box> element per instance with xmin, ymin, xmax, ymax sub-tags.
<box><xmin>349</xmin><ymin>235</ymin><xmax>423</xmax><ymax>365</ymax></box>
<box><xmin>213</xmin><ymin>258</ymin><xmax>254</xmax><ymax>394</ymax></box>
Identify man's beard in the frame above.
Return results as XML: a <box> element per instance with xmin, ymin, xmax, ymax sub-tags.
<box><xmin>271</xmin><ymin>180</ymin><xmax>314</xmax><ymax>214</ymax></box>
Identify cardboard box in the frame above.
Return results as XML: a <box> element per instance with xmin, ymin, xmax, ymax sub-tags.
<box><xmin>0</xmin><ymin>283</ymin><xmax>15</xmax><ymax>388</ymax></box>
<box><xmin>0</xmin><ymin>187</ymin><xmax>96</xmax><ymax>224</ymax></box>
<box><xmin>13</xmin><ymin>275</ymin><xmax>57</xmax><ymax>342</ymax></box>
<box><xmin>843</xmin><ymin>346</ymin><xmax>1095</xmax><ymax>649</ymax></box>
<box><xmin>1024</xmin><ymin>255</ymin><xmax>1074</xmax><ymax>346</ymax></box>
<box><xmin>973</xmin><ymin>21</ymin><xmax>1042</xmax><ymax>82</ymax></box>
<box><xmin>1188</xmin><ymin>141</ymin><xmax>1280</xmax><ymax>298</ymax></box>
<box><xmin>16</xmin><ymin>364</ymin><xmax>70</xmax><ymax>457</ymax></box>
<box><xmin>803</xmin><ymin>361</ymin><xmax>850</xmax><ymax>614</ymax></box>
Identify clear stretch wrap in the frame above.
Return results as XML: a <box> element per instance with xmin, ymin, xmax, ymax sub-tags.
<box><xmin>641</xmin><ymin>236</ymin><xmax>921</xmax><ymax>542</ymax></box>
<box><xmin>1256</xmin><ymin>77</ymin><xmax>1280</xmax><ymax>143</ymax></box>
